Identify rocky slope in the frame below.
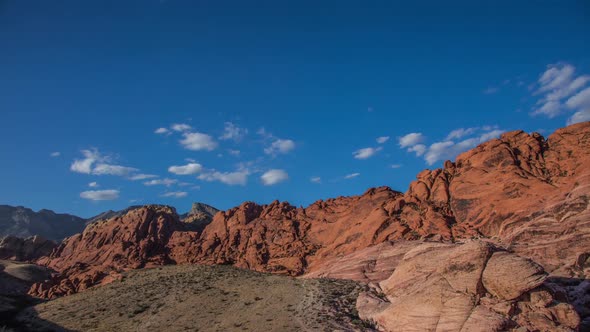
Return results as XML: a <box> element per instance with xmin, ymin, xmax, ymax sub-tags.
<box><xmin>31</xmin><ymin>205</ymin><xmax>187</xmax><ymax>298</ymax></box>
<box><xmin>25</xmin><ymin>122</ymin><xmax>590</xmax><ymax>330</ymax></box>
<box><xmin>0</xmin><ymin>260</ymin><xmax>51</xmax><ymax>330</ymax></box>
<box><xmin>0</xmin><ymin>206</ymin><xmax>86</xmax><ymax>241</ymax></box>
<box><xmin>0</xmin><ymin>236</ymin><xmax>56</xmax><ymax>261</ymax></box>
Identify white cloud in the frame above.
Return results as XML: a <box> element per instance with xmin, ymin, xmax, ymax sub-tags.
<box><xmin>50</xmin><ymin>152</ymin><xmax>61</xmax><ymax>157</ymax></box>
<box><xmin>537</xmin><ymin>64</ymin><xmax>579</xmax><ymax>94</ymax></box>
<box><xmin>143</xmin><ymin>178</ymin><xmax>177</xmax><ymax>187</ymax></box>
<box><xmin>198</xmin><ymin>170</ymin><xmax>249</xmax><ymax>186</ymax></box>
<box><xmin>567</xmin><ymin>109</ymin><xmax>590</xmax><ymax>125</ymax></box>
<box><xmin>180</xmin><ymin>132</ymin><xmax>218</xmax><ymax>151</ymax></box>
<box><xmin>264</xmin><ymin>139</ymin><xmax>295</xmax><ymax>155</ymax></box>
<box><xmin>88</xmin><ymin>182</ymin><xmax>99</xmax><ymax>188</ymax></box>
<box><xmin>168</xmin><ymin>163</ymin><xmax>203</xmax><ymax>175</ymax></box>
<box><xmin>407</xmin><ymin>144</ymin><xmax>427</xmax><ymax>156</ymax></box>
<box><xmin>483</xmin><ymin>87</ymin><xmax>499</xmax><ymax>94</ymax></box>
<box><xmin>353</xmin><ymin>147</ymin><xmax>382</xmax><ymax>160</ymax></box>
<box><xmin>80</xmin><ymin>189</ymin><xmax>119</xmax><ymax>201</ymax></box>
<box><xmin>70</xmin><ymin>149</ymin><xmax>139</xmax><ymax>178</ymax></box>
<box><xmin>533</xmin><ymin>100</ymin><xmax>562</xmax><ymax>118</ymax></box>
<box><xmin>310</xmin><ymin>176</ymin><xmax>321</xmax><ymax>183</ymax></box>
<box><xmin>161</xmin><ymin>191</ymin><xmax>188</xmax><ymax>198</ymax></box>
<box><xmin>398</xmin><ymin>133</ymin><xmax>425</xmax><ymax>148</ymax></box>
<box><xmin>478</xmin><ymin>129</ymin><xmax>505</xmax><ymax>142</ymax></box>
<box><xmin>423</xmin><ymin>141</ymin><xmax>457</xmax><ymax>165</ymax></box>
<box><xmin>171</xmin><ymin>123</ymin><xmax>192</xmax><ymax>132</ymax></box>
<box><xmin>92</xmin><ymin>164</ymin><xmax>138</xmax><ymax>176</ymax></box>
<box><xmin>260</xmin><ymin>169</ymin><xmax>289</xmax><ymax>186</ymax></box>
<box><xmin>344</xmin><ymin>173</ymin><xmax>360</xmax><ymax>179</ymax></box>
<box><xmin>228</xmin><ymin>149</ymin><xmax>241</xmax><ymax>156</ymax></box>
<box><xmin>129</xmin><ymin>173</ymin><xmax>158</xmax><ymax>181</ymax></box>
<box><xmin>566</xmin><ymin>86</ymin><xmax>590</xmax><ymax>110</ymax></box>
<box><xmin>70</xmin><ymin>149</ymin><xmax>102</xmax><ymax>174</ymax></box>
<box><xmin>154</xmin><ymin>127</ymin><xmax>169</xmax><ymax>134</ymax></box>
<box><xmin>532</xmin><ymin>63</ymin><xmax>590</xmax><ymax>118</ymax></box>
<box><xmin>257</xmin><ymin>127</ymin><xmax>272</xmax><ymax>138</ymax></box>
<box><xmin>376</xmin><ymin>136</ymin><xmax>390</xmax><ymax>144</ymax></box>
<box><xmin>390</xmin><ymin>164</ymin><xmax>402</xmax><ymax>169</ymax></box>
<box><xmin>423</xmin><ymin>129</ymin><xmax>505</xmax><ymax>165</ymax></box>
<box><xmin>220</xmin><ymin>122</ymin><xmax>248</xmax><ymax>141</ymax></box>
<box><xmin>446</xmin><ymin>128</ymin><xmax>477</xmax><ymax>140</ymax></box>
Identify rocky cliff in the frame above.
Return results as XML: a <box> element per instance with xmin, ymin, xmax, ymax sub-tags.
<box><xmin>30</xmin><ymin>205</ymin><xmax>187</xmax><ymax>298</ymax></box>
<box><xmin>27</xmin><ymin>122</ymin><xmax>590</xmax><ymax>329</ymax></box>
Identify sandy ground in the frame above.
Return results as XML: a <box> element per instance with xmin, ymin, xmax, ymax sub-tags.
<box><xmin>15</xmin><ymin>264</ymin><xmax>374</xmax><ymax>332</ymax></box>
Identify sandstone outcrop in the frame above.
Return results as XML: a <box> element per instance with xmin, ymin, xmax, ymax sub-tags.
<box><xmin>27</xmin><ymin>122</ymin><xmax>590</xmax><ymax>329</ymax></box>
<box><xmin>357</xmin><ymin>241</ymin><xmax>580</xmax><ymax>331</ymax></box>
<box><xmin>180</xmin><ymin>123</ymin><xmax>590</xmax><ymax>279</ymax></box>
<box><xmin>30</xmin><ymin>205</ymin><xmax>186</xmax><ymax>298</ymax></box>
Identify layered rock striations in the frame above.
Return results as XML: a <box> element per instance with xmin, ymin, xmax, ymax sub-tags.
<box><xmin>356</xmin><ymin>241</ymin><xmax>581</xmax><ymax>331</ymax></box>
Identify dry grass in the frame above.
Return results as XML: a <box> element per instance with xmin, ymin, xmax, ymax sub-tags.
<box><xmin>16</xmin><ymin>264</ymin><xmax>373</xmax><ymax>331</ymax></box>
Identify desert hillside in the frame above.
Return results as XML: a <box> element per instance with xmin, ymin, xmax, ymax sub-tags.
<box><xmin>16</xmin><ymin>264</ymin><xmax>369</xmax><ymax>332</ymax></box>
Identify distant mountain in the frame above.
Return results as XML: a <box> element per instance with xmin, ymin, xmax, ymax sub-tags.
<box><xmin>0</xmin><ymin>235</ymin><xmax>57</xmax><ymax>261</ymax></box>
<box><xmin>0</xmin><ymin>205</ymin><xmax>86</xmax><ymax>241</ymax></box>
<box><xmin>0</xmin><ymin>202</ymin><xmax>219</xmax><ymax>248</ymax></box>
<box><xmin>180</xmin><ymin>202</ymin><xmax>220</xmax><ymax>232</ymax></box>
<box><xmin>85</xmin><ymin>205</ymin><xmax>143</xmax><ymax>225</ymax></box>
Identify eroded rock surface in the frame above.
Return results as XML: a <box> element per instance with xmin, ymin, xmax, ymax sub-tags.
<box><xmin>357</xmin><ymin>241</ymin><xmax>580</xmax><ymax>332</ymax></box>
<box><xmin>30</xmin><ymin>205</ymin><xmax>186</xmax><ymax>298</ymax></box>
<box><xmin>27</xmin><ymin>122</ymin><xmax>590</xmax><ymax>329</ymax></box>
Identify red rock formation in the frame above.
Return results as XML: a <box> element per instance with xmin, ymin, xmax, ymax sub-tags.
<box><xmin>31</xmin><ymin>205</ymin><xmax>186</xmax><ymax>298</ymax></box>
<box><xmin>30</xmin><ymin>122</ymin><xmax>590</xmax><ymax>312</ymax></box>
<box><xmin>185</xmin><ymin>123</ymin><xmax>590</xmax><ymax>278</ymax></box>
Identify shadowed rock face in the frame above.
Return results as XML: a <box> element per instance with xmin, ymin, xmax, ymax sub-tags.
<box><xmin>179</xmin><ymin>202</ymin><xmax>220</xmax><ymax>232</ymax></box>
<box><xmin>0</xmin><ymin>236</ymin><xmax>57</xmax><ymax>261</ymax></box>
<box><xmin>0</xmin><ymin>206</ymin><xmax>86</xmax><ymax>240</ymax></box>
<box><xmin>28</xmin><ymin>122</ymin><xmax>590</xmax><ymax>329</ymax></box>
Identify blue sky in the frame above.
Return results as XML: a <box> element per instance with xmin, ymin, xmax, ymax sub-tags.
<box><xmin>1</xmin><ymin>1</ymin><xmax>589</xmax><ymax>217</ymax></box>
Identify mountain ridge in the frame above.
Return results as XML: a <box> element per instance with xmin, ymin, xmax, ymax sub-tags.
<box><xmin>29</xmin><ymin>122</ymin><xmax>590</xmax><ymax>300</ymax></box>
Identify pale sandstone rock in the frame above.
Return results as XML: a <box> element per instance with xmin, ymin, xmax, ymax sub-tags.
<box><xmin>357</xmin><ymin>241</ymin><xmax>580</xmax><ymax>332</ymax></box>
